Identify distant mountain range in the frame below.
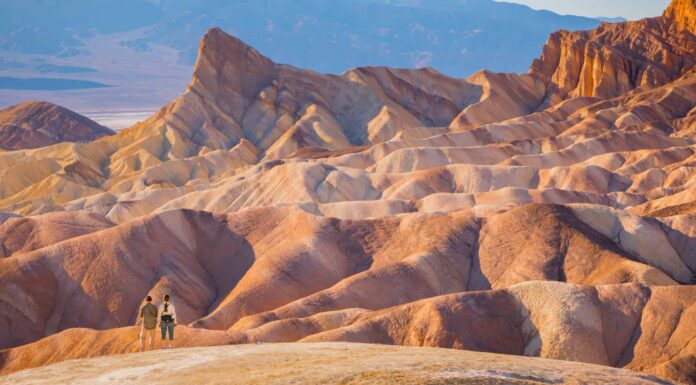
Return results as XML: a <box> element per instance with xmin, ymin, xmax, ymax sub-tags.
<box><xmin>0</xmin><ymin>0</ymin><xmax>605</xmax><ymax>77</ymax></box>
<box><xmin>0</xmin><ymin>0</ymin><xmax>625</xmax><ymax>117</ymax></box>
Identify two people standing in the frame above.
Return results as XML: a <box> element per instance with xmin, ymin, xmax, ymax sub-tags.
<box><xmin>139</xmin><ymin>294</ymin><xmax>178</xmax><ymax>351</ymax></box>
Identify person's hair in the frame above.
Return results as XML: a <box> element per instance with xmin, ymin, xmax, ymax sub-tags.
<box><xmin>146</xmin><ymin>296</ymin><xmax>152</xmax><ymax>302</ymax></box>
<box><xmin>164</xmin><ymin>294</ymin><xmax>170</xmax><ymax>312</ymax></box>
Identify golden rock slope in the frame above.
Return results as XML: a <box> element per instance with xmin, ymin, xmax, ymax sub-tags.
<box><xmin>1</xmin><ymin>0</ymin><xmax>696</xmax><ymax>384</ymax></box>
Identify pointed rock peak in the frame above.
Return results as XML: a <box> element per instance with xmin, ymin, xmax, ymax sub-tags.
<box><xmin>665</xmin><ymin>0</ymin><xmax>696</xmax><ymax>34</ymax></box>
<box><xmin>191</xmin><ymin>27</ymin><xmax>275</xmax><ymax>94</ymax></box>
<box><xmin>198</xmin><ymin>27</ymin><xmax>256</xmax><ymax>57</ymax></box>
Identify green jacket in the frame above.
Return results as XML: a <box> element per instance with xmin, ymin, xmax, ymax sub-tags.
<box><xmin>140</xmin><ymin>303</ymin><xmax>158</xmax><ymax>329</ymax></box>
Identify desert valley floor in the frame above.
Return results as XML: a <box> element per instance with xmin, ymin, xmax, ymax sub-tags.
<box><xmin>2</xmin><ymin>0</ymin><xmax>696</xmax><ymax>384</ymax></box>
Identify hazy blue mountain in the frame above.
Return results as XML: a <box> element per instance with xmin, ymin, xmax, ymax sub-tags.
<box><xmin>0</xmin><ymin>0</ymin><xmax>603</xmax><ymax>77</ymax></box>
<box><xmin>596</xmin><ymin>16</ymin><xmax>628</xmax><ymax>23</ymax></box>
<box><xmin>0</xmin><ymin>77</ymin><xmax>109</xmax><ymax>90</ymax></box>
<box><xmin>0</xmin><ymin>1</ymin><xmax>163</xmax><ymax>56</ymax></box>
<box><xmin>132</xmin><ymin>0</ymin><xmax>603</xmax><ymax>75</ymax></box>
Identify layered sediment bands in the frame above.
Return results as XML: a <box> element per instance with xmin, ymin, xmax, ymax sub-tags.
<box><xmin>0</xmin><ymin>206</ymin><xmax>692</xmax><ymax>347</ymax></box>
<box><xmin>2</xmin><ymin>24</ymin><xmax>696</xmax><ymax>217</ymax></box>
<box><xmin>1</xmin><ymin>282</ymin><xmax>695</xmax><ymax>384</ymax></box>
<box><xmin>130</xmin><ymin>27</ymin><xmax>544</xmax><ymax>165</ymax></box>
<box><xmin>2</xmin><ymin>1</ymin><xmax>696</xmax><ymax>384</ymax></box>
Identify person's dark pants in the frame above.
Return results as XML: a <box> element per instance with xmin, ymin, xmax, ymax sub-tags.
<box><xmin>161</xmin><ymin>322</ymin><xmax>175</xmax><ymax>340</ymax></box>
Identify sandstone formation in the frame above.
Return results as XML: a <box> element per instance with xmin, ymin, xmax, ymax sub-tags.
<box><xmin>1</xmin><ymin>1</ymin><xmax>696</xmax><ymax>384</ymax></box>
<box><xmin>531</xmin><ymin>0</ymin><xmax>696</xmax><ymax>102</ymax></box>
<box><xmin>665</xmin><ymin>0</ymin><xmax>696</xmax><ymax>34</ymax></box>
<box><xmin>0</xmin><ymin>101</ymin><xmax>114</xmax><ymax>150</ymax></box>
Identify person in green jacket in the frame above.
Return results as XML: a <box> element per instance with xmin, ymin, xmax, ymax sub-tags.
<box><xmin>138</xmin><ymin>295</ymin><xmax>158</xmax><ymax>352</ymax></box>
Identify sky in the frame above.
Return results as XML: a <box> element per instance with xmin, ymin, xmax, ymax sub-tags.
<box><xmin>498</xmin><ymin>0</ymin><xmax>671</xmax><ymax>20</ymax></box>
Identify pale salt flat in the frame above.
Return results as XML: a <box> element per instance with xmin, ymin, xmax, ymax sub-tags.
<box><xmin>81</xmin><ymin>109</ymin><xmax>155</xmax><ymax>130</ymax></box>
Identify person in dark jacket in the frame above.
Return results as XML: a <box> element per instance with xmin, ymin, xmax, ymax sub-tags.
<box><xmin>138</xmin><ymin>295</ymin><xmax>158</xmax><ymax>352</ymax></box>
